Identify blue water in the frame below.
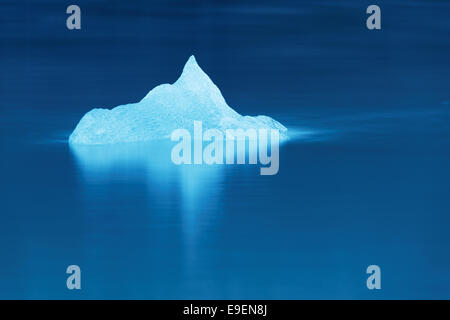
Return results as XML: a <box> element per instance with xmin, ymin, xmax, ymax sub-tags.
<box><xmin>1</xmin><ymin>0</ymin><xmax>450</xmax><ymax>299</ymax></box>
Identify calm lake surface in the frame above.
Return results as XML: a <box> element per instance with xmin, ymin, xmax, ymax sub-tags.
<box><xmin>1</xmin><ymin>0</ymin><xmax>450</xmax><ymax>299</ymax></box>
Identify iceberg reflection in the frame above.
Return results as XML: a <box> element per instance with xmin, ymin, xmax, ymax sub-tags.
<box><xmin>70</xmin><ymin>140</ymin><xmax>225</xmax><ymax>213</ymax></box>
<box><xmin>69</xmin><ymin>141</ymin><xmax>225</xmax><ymax>246</ymax></box>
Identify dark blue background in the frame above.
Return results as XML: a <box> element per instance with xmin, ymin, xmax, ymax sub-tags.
<box><xmin>1</xmin><ymin>0</ymin><xmax>450</xmax><ymax>299</ymax></box>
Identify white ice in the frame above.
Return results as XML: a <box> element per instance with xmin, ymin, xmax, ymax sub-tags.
<box><xmin>69</xmin><ymin>55</ymin><xmax>288</xmax><ymax>145</ymax></box>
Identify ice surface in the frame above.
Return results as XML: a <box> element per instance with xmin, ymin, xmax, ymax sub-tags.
<box><xmin>69</xmin><ymin>56</ymin><xmax>288</xmax><ymax>144</ymax></box>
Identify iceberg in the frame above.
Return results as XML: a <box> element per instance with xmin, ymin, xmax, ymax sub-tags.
<box><xmin>69</xmin><ymin>55</ymin><xmax>288</xmax><ymax>145</ymax></box>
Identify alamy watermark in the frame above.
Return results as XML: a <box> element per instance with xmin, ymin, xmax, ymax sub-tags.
<box><xmin>66</xmin><ymin>5</ymin><xmax>81</xmax><ymax>30</ymax></box>
<box><xmin>66</xmin><ymin>4</ymin><xmax>380</xmax><ymax>31</ymax></box>
<box><xmin>66</xmin><ymin>265</ymin><xmax>81</xmax><ymax>290</ymax></box>
<box><xmin>366</xmin><ymin>5</ymin><xmax>381</xmax><ymax>30</ymax></box>
<box><xmin>366</xmin><ymin>265</ymin><xmax>381</xmax><ymax>290</ymax></box>
<box><xmin>170</xmin><ymin>121</ymin><xmax>280</xmax><ymax>175</ymax></box>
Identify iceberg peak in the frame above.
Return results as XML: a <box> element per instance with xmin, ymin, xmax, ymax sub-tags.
<box><xmin>183</xmin><ymin>55</ymin><xmax>201</xmax><ymax>72</ymax></box>
<box><xmin>174</xmin><ymin>55</ymin><xmax>216</xmax><ymax>92</ymax></box>
<box><xmin>69</xmin><ymin>55</ymin><xmax>288</xmax><ymax>145</ymax></box>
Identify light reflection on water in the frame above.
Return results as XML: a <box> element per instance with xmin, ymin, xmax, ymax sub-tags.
<box><xmin>69</xmin><ymin>140</ymin><xmax>226</xmax><ymax>267</ymax></box>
